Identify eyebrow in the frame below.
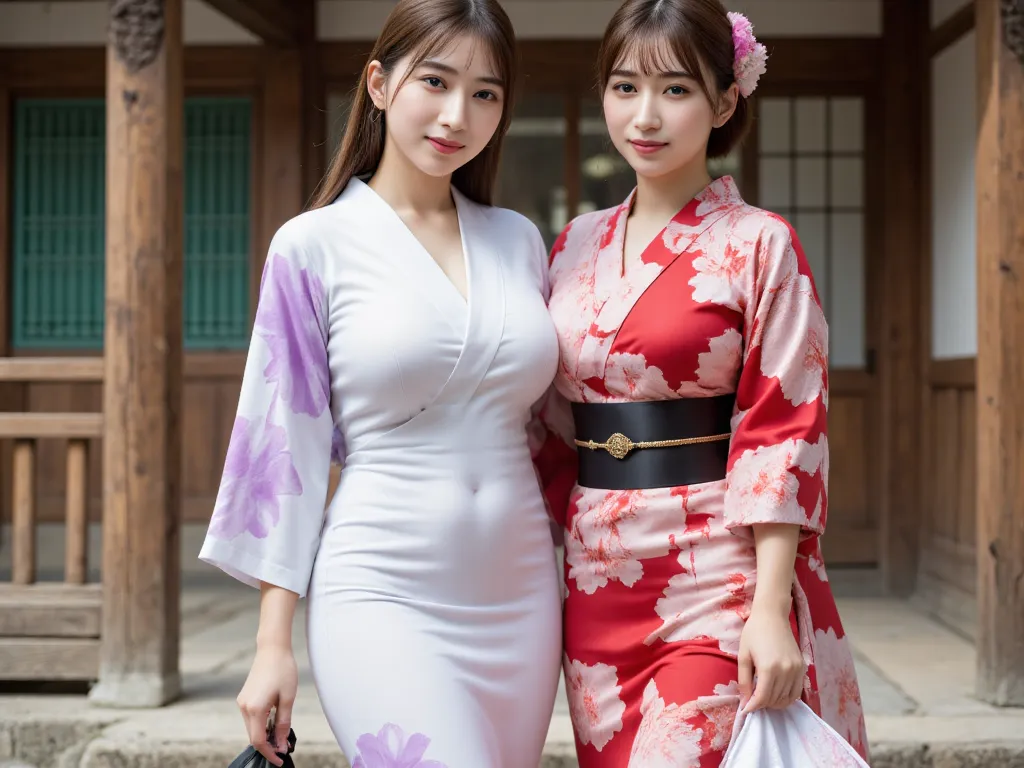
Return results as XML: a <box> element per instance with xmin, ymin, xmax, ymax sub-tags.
<box><xmin>420</xmin><ymin>59</ymin><xmax>505</xmax><ymax>88</ymax></box>
<box><xmin>610</xmin><ymin>68</ymin><xmax>694</xmax><ymax>79</ymax></box>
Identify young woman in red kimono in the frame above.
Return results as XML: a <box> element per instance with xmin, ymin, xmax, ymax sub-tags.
<box><xmin>530</xmin><ymin>0</ymin><xmax>870</xmax><ymax>764</ymax></box>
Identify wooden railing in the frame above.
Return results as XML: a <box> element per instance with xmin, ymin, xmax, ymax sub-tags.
<box><xmin>0</xmin><ymin>357</ymin><xmax>104</xmax><ymax>680</ymax></box>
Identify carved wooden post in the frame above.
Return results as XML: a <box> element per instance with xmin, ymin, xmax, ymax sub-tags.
<box><xmin>90</xmin><ymin>0</ymin><xmax>183</xmax><ymax>707</ymax></box>
<box><xmin>976</xmin><ymin>0</ymin><xmax>1024</xmax><ymax>706</ymax></box>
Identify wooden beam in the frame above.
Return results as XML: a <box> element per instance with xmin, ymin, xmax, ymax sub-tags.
<box><xmin>203</xmin><ymin>0</ymin><xmax>302</xmax><ymax>46</ymax></box>
<box><xmin>0</xmin><ymin>414</ymin><xmax>103</xmax><ymax>439</ymax></box>
<box><xmin>879</xmin><ymin>0</ymin><xmax>928</xmax><ymax>597</ymax></box>
<box><xmin>976</xmin><ymin>0</ymin><xmax>1024</xmax><ymax>707</ymax></box>
<box><xmin>929</xmin><ymin>2</ymin><xmax>976</xmax><ymax>57</ymax></box>
<box><xmin>89</xmin><ymin>0</ymin><xmax>184</xmax><ymax>708</ymax></box>
<box><xmin>0</xmin><ymin>358</ymin><xmax>104</xmax><ymax>382</ymax></box>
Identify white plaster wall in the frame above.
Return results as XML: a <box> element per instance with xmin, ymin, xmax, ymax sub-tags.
<box><xmin>930</xmin><ymin>31</ymin><xmax>977</xmax><ymax>360</ymax></box>
<box><xmin>0</xmin><ymin>0</ymin><xmax>882</xmax><ymax>46</ymax></box>
<box><xmin>0</xmin><ymin>0</ymin><xmax>258</xmax><ymax>46</ymax></box>
<box><xmin>931</xmin><ymin>0</ymin><xmax>972</xmax><ymax>28</ymax></box>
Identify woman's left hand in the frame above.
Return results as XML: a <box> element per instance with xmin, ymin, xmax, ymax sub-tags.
<box><xmin>737</xmin><ymin>606</ymin><xmax>805</xmax><ymax>713</ymax></box>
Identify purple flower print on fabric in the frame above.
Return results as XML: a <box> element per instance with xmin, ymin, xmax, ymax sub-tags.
<box><xmin>209</xmin><ymin>416</ymin><xmax>303</xmax><ymax>540</ymax></box>
<box><xmin>330</xmin><ymin>424</ymin><xmax>346</xmax><ymax>465</ymax></box>
<box><xmin>351</xmin><ymin>724</ymin><xmax>447</xmax><ymax>768</ymax></box>
<box><xmin>256</xmin><ymin>252</ymin><xmax>330</xmax><ymax>418</ymax></box>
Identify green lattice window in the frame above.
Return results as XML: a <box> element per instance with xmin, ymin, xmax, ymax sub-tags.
<box><xmin>11</xmin><ymin>97</ymin><xmax>252</xmax><ymax>350</ymax></box>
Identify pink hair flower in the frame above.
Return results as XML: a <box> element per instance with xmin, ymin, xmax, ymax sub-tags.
<box><xmin>728</xmin><ymin>11</ymin><xmax>768</xmax><ymax>97</ymax></box>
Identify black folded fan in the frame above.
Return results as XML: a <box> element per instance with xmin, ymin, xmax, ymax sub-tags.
<box><xmin>228</xmin><ymin>729</ymin><xmax>297</xmax><ymax>768</ymax></box>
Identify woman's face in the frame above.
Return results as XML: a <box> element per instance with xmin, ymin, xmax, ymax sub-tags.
<box><xmin>368</xmin><ymin>33</ymin><xmax>506</xmax><ymax>179</ymax></box>
<box><xmin>602</xmin><ymin>41</ymin><xmax>736</xmax><ymax>180</ymax></box>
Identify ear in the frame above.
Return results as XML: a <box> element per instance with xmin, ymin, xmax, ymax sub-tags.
<box><xmin>714</xmin><ymin>83</ymin><xmax>740</xmax><ymax>128</ymax></box>
<box><xmin>366</xmin><ymin>60</ymin><xmax>389</xmax><ymax>111</ymax></box>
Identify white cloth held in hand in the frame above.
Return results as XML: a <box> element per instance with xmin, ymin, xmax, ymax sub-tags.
<box><xmin>721</xmin><ymin>700</ymin><xmax>869</xmax><ymax>767</ymax></box>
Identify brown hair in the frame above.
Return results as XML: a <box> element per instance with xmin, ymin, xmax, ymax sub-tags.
<box><xmin>310</xmin><ymin>0</ymin><xmax>517</xmax><ymax>209</ymax></box>
<box><xmin>598</xmin><ymin>0</ymin><xmax>751</xmax><ymax>159</ymax></box>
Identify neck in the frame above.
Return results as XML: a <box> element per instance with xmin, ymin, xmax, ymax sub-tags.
<box><xmin>632</xmin><ymin>158</ymin><xmax>712</xmax><ymax>221</ymax></box>
<box><xmin>368</xmin><ymin>139</ymin><xmax>454</xmax><ymax>214</ymax></box>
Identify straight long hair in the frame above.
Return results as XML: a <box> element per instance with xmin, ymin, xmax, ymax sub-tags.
<box><xmin>310</xmin><ymin>0</ymin><xmax>517</xmax><ymax>209</ymax></box>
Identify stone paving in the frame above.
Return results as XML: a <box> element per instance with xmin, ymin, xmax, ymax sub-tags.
<box><xmin>3</xmin><ymin>572</ymin><xmax>1024</xmax><ymax>768</ymax></box>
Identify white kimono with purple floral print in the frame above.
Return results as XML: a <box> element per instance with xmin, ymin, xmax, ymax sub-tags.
<box><xmin>199</xmin><ymin>178</ymin><xmax>565</xmax><ymax>768</ymax></box>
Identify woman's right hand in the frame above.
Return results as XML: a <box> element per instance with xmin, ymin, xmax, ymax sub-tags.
<box><xmin>236</xmin><ymin>643</ymin><xmax>298</xmax><ymax>767</ymax></box>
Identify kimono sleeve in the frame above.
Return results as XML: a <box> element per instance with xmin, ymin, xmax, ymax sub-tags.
<box><xmin>723</xmin><ymin>221</ymin><xmax>829</xmax><ymax>540</ymax></box>
<box><xmin>524</xmin><ymin>222</ymin><xmax>578</xmax><ymax>530</ymax></box>
<box><xmin>527</xmin><ymin>386</ymin><xmax>577</xmax><ymax>530</ymax></box>
<box><xmin>198</xmin><ymin>225</ymin><xmax>334</xmax><ymax>597</ymax></box>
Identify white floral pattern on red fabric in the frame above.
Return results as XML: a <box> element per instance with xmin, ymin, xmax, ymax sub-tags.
<box><xmin>699</xmin><ymin>681</ymin><xmax>742</xmax><ymax>752</ymax></box>
<box><xmin>689</xmin><ymin>241</ymin><xmax>749</xmax><ymax>311</ymax></box>
<box><xmin>627</xmin><ymin>679</ymin><xmax>704</xmax><ymax>768</ymax></box>
<box><xmin>564</xmin><ymin>656</ymin><xmax>626</xmax><ymax>752</ymax></box>
<box><xmin>605</xmin><ymin>352</ymin><xmax>679</xmax><ymax>400</ymax></box>
<box><xmin>696</xmin><ymin>328</ymin><xmax>743</xmax><ymax>393</ymax></box>
<box><xmin>808</xmin><ymin>552</ymin><xmax>829</xmax><ymax>582</ymax></box>
<box><xmin>566</xmin><ymin>489</ymin><xmax>674</xmax><ymax>594</ymax></box>
<box><xmin>545</xmin><ymin>176</ymin><xmax>868</xmax><ymax>764</ymax></box>
<box><xmin>759</xmin><ymin>272</ymin><xmax>828</xmax><ymax>407</ymax></box>
<box><xmin>813</xmin><ymin>628</ymin><xmax>867</xmax><ymax>753</ymax></box>
<box><xmin>724</xmin><ymin>437</ymin><xmax>827</xmax><ymax>532</ymax></box>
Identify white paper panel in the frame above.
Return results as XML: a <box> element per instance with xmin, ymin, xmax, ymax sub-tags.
<box><xmin>830</xmin><ymin>98</ymin><xmax>864</xmax><ymax>152</ymax></box>
<box><xmin>796</xmin><ymin>157</ymin><xmax>827</xmax><ymax>208</ymax></box>
<box><xmin>759</xmin><ymin>99</ymin><xmax>792</xmax><ymax>154</ymax></box>
<box><xmin>795</xmin><ymin>99</ymin><xmax>827</xmax><ymax>153</ymax></box>
<box><xmin>759</xmin><ymin>158</ymin><xmax>792</xmax><ymax>210</ymax></box>
<box><xmin>830</xmin><ymin>212</ymin><xmax>866</xmax><ymax>368</ymax></box>
<box><xmin>830</xmin><ymin>157</ymin><xmax>863</xmax><ymax>208</ymax></box>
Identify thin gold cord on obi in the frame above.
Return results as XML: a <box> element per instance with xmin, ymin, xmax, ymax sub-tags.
<box><xmin>574</xmin><ymin>431</ymin><xmax>732</xmax><ymax>460</ymax></box>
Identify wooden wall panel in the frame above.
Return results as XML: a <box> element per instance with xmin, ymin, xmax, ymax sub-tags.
<box><xmin>820</xmin><ymin>368</ymin><xmax>880</xmax><ymax>566</ymax></box>
<box><xmin>916</xmin><ymin>357</ymin><xmax>976</xmax><ymax>639</ymax></box>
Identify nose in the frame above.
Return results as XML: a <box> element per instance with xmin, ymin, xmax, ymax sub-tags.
<box><xmin>439</xmin><ymin>90</ymin><xmax>468</xmax><ymax>132</ymax></box>
<box><xmin>633</xmin><ymin>92</ymin><xmax>661</xmax><ymax>132</ymax></box>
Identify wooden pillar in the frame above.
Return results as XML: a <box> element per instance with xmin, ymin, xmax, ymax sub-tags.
<box><xmin>976</xmin><ymin>0</ymin><xmax>1024</xmax><ymax>707</ymax></box>
<box><xmin>879</xmin><ymin>0</ymin><xmax>927</xmax><ymax>596</ymax></box>
<box><xmin>90</xmin><ymin>0</ymin><xmax>184</xmax><ymax>707</ymax></box>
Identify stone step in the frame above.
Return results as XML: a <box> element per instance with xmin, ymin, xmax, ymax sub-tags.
<box><xmin>4</xmin><ymin>714</ymin><xmax>1024</xmax><ymax>768</ymax></box>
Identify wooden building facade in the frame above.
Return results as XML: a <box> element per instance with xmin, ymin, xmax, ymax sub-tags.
<box><xmin>0</xmin><ymin>0</ymin><xmax>1020</xmax><ymax>708</ymax></box>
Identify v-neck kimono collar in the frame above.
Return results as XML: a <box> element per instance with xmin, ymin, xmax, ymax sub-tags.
<box><xmin>615</xmin><ymin>175</ymin><xmax>745</xmax><ymax>237</ymax></box>
<box><xmin>574</xmin><ymin>175</ymin><xmax>744</xmax><ymax>387</ymax></box>
<box><xmin>345</xmin><ymin>177</ymin><xmax>506</xmax><ymax>408</ymax></box>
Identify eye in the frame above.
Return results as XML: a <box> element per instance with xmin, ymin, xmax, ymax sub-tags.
<box><xmin>666</xmin><ymin>85</ymin><xmax>688</xmax><ymax>96</ymax></box>
<box><xmin>475</xmin><ymin>90</ymin><xmax>499</xmax><ymax>101</ymax></box>
<box><xmin>423</xmin><ymin>76</ymin><xmax>445</xmax><ymax>89</ymax></box>
<box><xmin>613</xmin><ymin>83</ymin><xmax>636</xmax><ymax>94</ymax></box>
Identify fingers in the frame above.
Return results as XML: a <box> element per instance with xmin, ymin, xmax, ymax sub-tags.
<box><xmin>784</xmin><ymin>667</ymin><xmax>805</xmax><ymax>708</ymax></box>
<box><xmin>273</xmin><ymin>697</ymin><xmax>295</xmax><ymax>756</ymax></box>
<box><xmin>743</xmin><ymin>659</ymin><xmax>804</xmax><ymax>712</ymax></box>
<box><xmin>238</xmin><ymin>699</ymin><xmax>284</xmax><ymax>767</ymax></box>
<box><xmin>738</xmin><ymin>650</ymin><xmax>754</xmax><ymax>709</ymax></box>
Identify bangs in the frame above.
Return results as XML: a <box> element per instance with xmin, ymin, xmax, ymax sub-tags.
<box><xmin>599</xmin><ymin>5</ymin><xmax>719</xmax><ymax>102</ymax></box>
<box><xmin>400</xmin><ymin>20</ymin><xmax>509</xmax><ymax>92</ymax></box>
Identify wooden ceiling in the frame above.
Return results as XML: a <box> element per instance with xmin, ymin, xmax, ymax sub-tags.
<box><xmin>3</xmin><ymin>0</ymin><xmax>316</xmax><ymax>46</ymax></box>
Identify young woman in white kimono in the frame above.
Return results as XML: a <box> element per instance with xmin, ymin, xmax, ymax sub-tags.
<box><xmin>198</xmin><ymin>2</ymin><xmax>565</xmax><ymax>766</ymax></box>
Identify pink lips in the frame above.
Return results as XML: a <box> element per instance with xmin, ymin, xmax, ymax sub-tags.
<box><xmin>428</xmin><ymin>137</ymin><xmax>464</xmax><ymax>155</ymax></box>
<box><xmin>629</xmin><ymin>139</ymin><xmax>668</xmax><ymax>155</ymax></box>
